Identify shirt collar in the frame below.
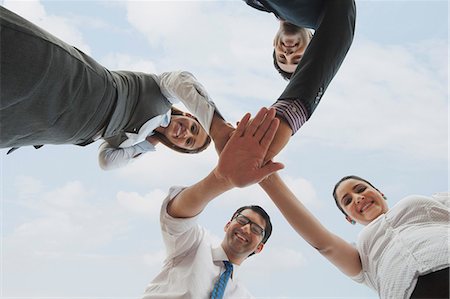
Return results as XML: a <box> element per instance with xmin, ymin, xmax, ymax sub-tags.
<box><xmin>211</xmin><ymin>245</ymin><xmax>240</xmax><ymax>279</ymax></box>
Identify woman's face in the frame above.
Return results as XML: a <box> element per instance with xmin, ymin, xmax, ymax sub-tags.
<box><xmin>335</xmin><ymin>178</ymin><xmax>389</xmax><ymax>225</ymax></box>
<box><xmin>164</xmin><ymin>115</ymin><xmax>209</xmax><ymax>150</ymax></box>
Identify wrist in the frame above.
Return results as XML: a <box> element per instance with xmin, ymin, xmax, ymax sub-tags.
<box><xmin>259</xmin><ymin>172</ymin><xmax>280</xmax><ymax>188</ymax></box>
<box><xmin>210</xmin><ymin>167</ymin><xmax>234</xmax><ymax>192</ymax></box>
<box><xmin>209</xmin><ymin>112</ymin><xmax>226</xmax><ymax>137</ymax></box>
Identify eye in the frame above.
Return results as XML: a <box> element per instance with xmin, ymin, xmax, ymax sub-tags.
<box><xmin>186</xmin><ymin>138</ymin><xmax>193</xmax><ymax>146</ymax></box>
<box><xmin>251</xmin><ymin>225</ymin><xmax>263</xmax><ymax>236</ymax></box>
<box><xmin>191</xmin><ymin>124</ymin><xmax>198</xmax><ymax>134</ymax></box>
<box><xmin>278</xmin><ymin>54</ymin><xmax>286</xmax><ymax>63</ymax></box>
<box><xmin>356</xmin><ymin>185</ymin><xmax>367</xmax><ymax>193</ymax></box>
<box><xmin>343</xmin><ymin>196</ymin><xmax>352</xmax><ymax>206</ymax></box>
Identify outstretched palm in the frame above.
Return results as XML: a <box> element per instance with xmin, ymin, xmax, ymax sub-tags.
<box><xmin>215</xmin><ymin>108</ymin><xmax>284</xmax><ymax>188</ymax></box>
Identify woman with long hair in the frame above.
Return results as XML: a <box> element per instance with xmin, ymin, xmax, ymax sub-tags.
<box><xmin>1</xmin><ymin>6</ymin><xmax>231</xmax><ymax>169</ymax></box>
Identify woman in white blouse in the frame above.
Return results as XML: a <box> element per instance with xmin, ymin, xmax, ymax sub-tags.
<box><xmin>259</xmin><ymin>174</ymin><xmax>449</xmax><ymax>299</ymax></box>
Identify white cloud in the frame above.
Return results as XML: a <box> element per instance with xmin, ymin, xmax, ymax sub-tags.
<box><xmin>117</xmin><ymin>188</ymin><xmax>166</xmax><ymax>217</ymax></box>
<box><xmin>13</xmin><ymin>175</ymin><xmax>44</xmax><ymax>201</ymax></box>
<box><xmin>296</xmin><ymin>38</ymin><xmax>448</xmax><ymax>160</ymax></box>
<box><xmin>4</xmin><ymin>179</ymin><xmax>130</xmax><ymax>255</ymax></box>
<box><xmin>124</xmin><ymin>0</ymin><xmax>285</xmax><ymax>111</ymax></box>
<box><xmin>117</xmin><ymin>144</ymin><xmax>218</xmax><ymax>188</ymax></box>
<box><xmin>3</xmin><ymin>0</ymin><xmax>91</xmax><ymax>54</ymax></box>
<box><xmin>283</xmin><ymin>176</ymin><xmax>321</xmax><ymax>208</ymax></box>
<box><xmin>244</xmin><ymin>246</ymin><xmax>306</xmax><ymax>273</ymax></box>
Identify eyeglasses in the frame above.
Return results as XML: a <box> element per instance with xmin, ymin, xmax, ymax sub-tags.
<box><xmin>233</xmin><ymin>213</ymin><xmax>265</xmax><ymax>237</ymax></box>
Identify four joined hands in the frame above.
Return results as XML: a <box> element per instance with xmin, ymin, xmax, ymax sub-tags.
<box><xmin>214</xmin><ymin>107</ymin><xmax>284</xmax><ymax>188</ymax></box>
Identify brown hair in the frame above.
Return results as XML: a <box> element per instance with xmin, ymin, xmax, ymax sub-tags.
<box><xmin>230</xmin><ymin>205</ymin><xmax>272</xmax><ymax>257</ymax></box>
<box><xmin>272</xmin><ymin>26</ymin><xmax>313</xmax><ymax>80</ymax></box>
<box><xmin>332</xmin><ymin>175</ymin><xmax>380</xmax><ymax>216</ymax></box>
<box><xmin>152</xmin><ymin>107</ymin><xmax>211</xmax><ymax>154</ymax></box>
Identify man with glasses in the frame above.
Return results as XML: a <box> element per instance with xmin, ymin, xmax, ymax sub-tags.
<box><xmin>243</xmin><ymin>0</ymin><xmax>356</xmax><ymax>162</ymax></box>
<box><xmin>142</xmin><ymin>108</ymin><xmax>283</xmax><ymax>298</ymax></box>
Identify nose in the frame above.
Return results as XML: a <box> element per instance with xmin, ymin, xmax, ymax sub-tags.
<box><xmin>241</xmin><ymin>223</ymin><xmax>251</xmax><ymax>234</ymax></box>
<box><xmin>355</xmin><ymin>195</ymin><xmax>364</xmax><ymax>204</ymax></box>
<box><xmin>284</xmin><ymin>47</ymin><xmax>294</xmax><ymax>55</ymax></box>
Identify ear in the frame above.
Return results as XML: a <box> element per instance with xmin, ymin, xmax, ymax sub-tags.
<box><xmin>253</xmin><ymin>242</ymin><xmax>265</xmax><ymax>255</ymax></box>
<box><xmin>345</xmin><ymin>216</ymin><xmax>356</xmax><ymax>225</ymax></box>
<box><xmin>224</xmin><ymin>221</ymin><xmax>231</xmax><ymax>232</ymax></box>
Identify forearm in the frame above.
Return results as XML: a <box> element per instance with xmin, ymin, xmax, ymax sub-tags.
<box><xmin>209</xmin><ymin>112</ymin><xmax>235</xmax><ymax>154</ymax></box>
<box><xmin>259</xmin><ymin>173</ymin><xmax>332</xmax><ymax>248</ymax></box>
<box><xmin>259</xmin><ymin>173</ymin><xmax>361</xmax><ymax>276</ymax></box>
<box><xmin>279</xmin><ymin>0</ymin><xmax>356</xmax><ymax>114</ymax></box>
<box><xmin>158</xmin><ymin>71</ymin><xmax>217</xmax><ymax>134</ymax></box>
<box><xmin>98</xmin><ymin>141</ymin><xmax>146</xmax><ymax>170</ymax></box>
<box><xmin>264</xmin><ymin>118</ymin><xmax>291</xmax><ymax>162</ymax></box>
<box><xmin>167</xmin><ymin>169</ymin><xmax>233</xmax><ymax>218</ymax></box>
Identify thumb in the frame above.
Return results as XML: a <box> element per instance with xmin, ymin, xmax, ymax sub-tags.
<box><xmin>258</xmin><ymin>161</ymin><xmax>284</xmax><ymax>179</ymax></box>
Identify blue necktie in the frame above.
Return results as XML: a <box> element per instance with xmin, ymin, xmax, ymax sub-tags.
<box><xmin>211</xmin><ymin>261</ymin><xmax>233</xmax><ymax>299</ymax></box>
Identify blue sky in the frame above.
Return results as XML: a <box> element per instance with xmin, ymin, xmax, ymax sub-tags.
<box><xmin>0</xmin><ymin>0</ymin><xmax>448</xmax><ymax>298</ymax></box>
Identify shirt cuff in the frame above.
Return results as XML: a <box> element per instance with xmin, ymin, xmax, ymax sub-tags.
<box><xmin>271</xmin><ymin>99</ymin><xmax>309</xmax><ymax>135</ymax></box>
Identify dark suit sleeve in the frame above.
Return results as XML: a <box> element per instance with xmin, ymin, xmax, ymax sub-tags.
<box><xmin>274</xmin><ymin>0</ymin><xmax>356</xmax><ymax>131</ymax></box>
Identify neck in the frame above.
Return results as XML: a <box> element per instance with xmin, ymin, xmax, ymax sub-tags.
<box><xmin>220</xmin><ymin>243</ymin><xmax>246</xmax><ymax>265</ymax></box>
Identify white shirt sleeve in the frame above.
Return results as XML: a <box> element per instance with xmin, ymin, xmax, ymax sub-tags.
<box><xmin>98</xmin><ymin>140</ymin><xmax>155</xmax><ymax>170</ymax></box>
<box><xmin>156</xmin><ymin>71</ymin><xmax>222</xmax><ymax>134</ymax></box>
<box><xmin>159</xmin><ymin>187</ymin><xmax>204</xmax><ymax>260</ymax></box>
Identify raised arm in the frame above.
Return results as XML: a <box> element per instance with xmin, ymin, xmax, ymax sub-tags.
<box><xmin>167</xmin><ymin>107</ymin><xmax>284</xmax><ymax>218</ymax></box>
<box><xmin>265</xmin><ymin>0</ymin><xmax>356</xmax><ymax>162</ymax></box>
<box><xmin>259</xmin><ymin>173</ymin><xmax>362</xmax><ymax>277</ymax></box>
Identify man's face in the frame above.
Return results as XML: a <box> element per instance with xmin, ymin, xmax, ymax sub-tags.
<box><xmin>222</xmin><ymin>209</ymin><xmax>266</xmax><ymax>262</ymax></box>
<box><xmin>273</xmin><ymin>21</ymin><xmax>311</xmax><ymax>73</ymax></box>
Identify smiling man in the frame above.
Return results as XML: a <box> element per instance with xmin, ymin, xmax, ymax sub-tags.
<box><xmin>142</xmin><ymin>108</ymin><xmax>283</xmax><ymax>298</ymax></box>
<box><xmin>243</xmin><ymin>0</ymin><xmax>356</xmax><ymax>161</ymax></box>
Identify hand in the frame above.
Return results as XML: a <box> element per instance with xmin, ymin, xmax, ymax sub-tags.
<box><xmin>214</xmin><ymin>107</ymin><xmax>284</xmax><ymax>188</ymax></box>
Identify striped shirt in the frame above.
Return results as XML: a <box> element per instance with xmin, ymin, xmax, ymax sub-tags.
<box><xmin>272</xmin><ymin>99</ymin><xmax>309</xmax><ymax>135</ymax></box>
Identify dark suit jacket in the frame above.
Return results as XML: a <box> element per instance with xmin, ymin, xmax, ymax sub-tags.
<box><xmin>246</xmin><ymin>0</ymin><xmax>356</xmax><ymax>120</ymax></box>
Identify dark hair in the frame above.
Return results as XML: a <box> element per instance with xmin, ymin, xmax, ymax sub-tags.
<box><xmin>230</xmin><ymin>205</ymin><xmax>272</xmax><ymax>245</ymax></box>
<box><xmin>272</xmin><ymin>50</ymin><xmax>292</xmax><ymax>81</ymax></box>
<box><xmin>153</xmin><ymin>107</ymin><xmax>211</xmax><ymax>154</ymax></box>
<box><xmin>332</xmin><ymin>175</ymin><xmax>380</xmax><ymax>216</ymax></box>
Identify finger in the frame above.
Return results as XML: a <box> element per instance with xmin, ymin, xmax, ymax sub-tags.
<box><xmin>256</xmin><ymin>161</ymin><xmax>285</xmax><ymax>181</ymax></box>
<box><xmin>260</xmin><ymin>118</ymin><xmax>280</xmax><ymax>149</ymax></box>
<box><xmin>253</xmin><ymin>108</ymin><xmax>276</xmax><ymax>141</ymax></box>
<box><xmin>246</xmin><ymin>107</ymin><xmax>268</xmax><ymax>136</ymax></box>
<box><xmin>234</xmin><ymin>113</ymin><xmax>251</xmax><ymax>138</ymax></box>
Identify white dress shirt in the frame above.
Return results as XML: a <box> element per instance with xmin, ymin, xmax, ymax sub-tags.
<box><xmin>142</xmin><ymin>186</ymin><xmax>254</xmax><ymax>299</ymax></box>
<box><xmin>98</xmin><ymin>71</ymin><xmax>218</xmax><ymax>170</ymax></box>
<box><xmin>352</xmin><ymin>193</ymin><xmax>450</xmax><ymax>299</ymax></box>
